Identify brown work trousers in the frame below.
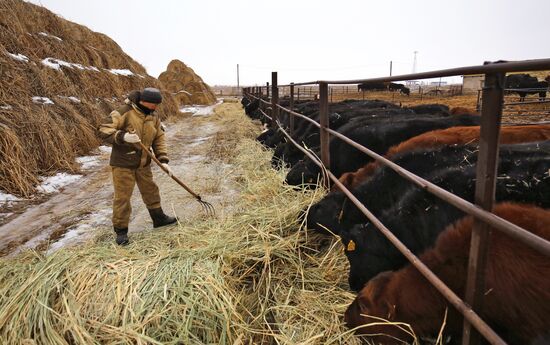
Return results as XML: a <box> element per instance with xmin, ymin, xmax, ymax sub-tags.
<box><xmin>111</xmin><ymin>166</ymin><xmax>161</xmax><ymax>228</ymax></box>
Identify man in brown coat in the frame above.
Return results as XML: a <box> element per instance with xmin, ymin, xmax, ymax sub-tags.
<box><xmin>99</xmin><ymin>87</ymin><xmax>176</xmax><ymax>245</ymax></box>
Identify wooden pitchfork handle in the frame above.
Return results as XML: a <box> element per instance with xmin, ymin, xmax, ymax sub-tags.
<box><xmin>133</xmin><ymin>140</ymin><xmax>203</xmax><ymax>201</ymax></box>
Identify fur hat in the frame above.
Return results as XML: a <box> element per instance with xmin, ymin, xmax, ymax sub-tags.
<box><xmin>140</xmin><ymin>87</ymin><xmax>162</xmax><ymax>104</ymax></box>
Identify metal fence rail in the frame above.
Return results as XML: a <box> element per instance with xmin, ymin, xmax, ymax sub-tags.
<box><xmin>242</xmin><ymin>58</ymin><xmax>550</xmax><ymax>345</ymax></box>
<box><xmin>270</xmin><ymin>117</ymin><xmax>507</xmax><ymax>345</ymax></box>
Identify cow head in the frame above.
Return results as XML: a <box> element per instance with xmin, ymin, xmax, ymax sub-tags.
<box><xmin>305</xmin><ymin>192</ymin><xmax>346</xmax><ymax>235</ymax></box>
<box><xmin>340</xmin><ymin>223</ymin><xmax>398</xmax><ymax>292</ymax></box>
<box><xmin>345</xmin><ymin>272</ymin><xmax>414</xmax><ymax>344</ymax></box>
<box><xmin>285</xmin><ymin>160</ymin><xmax>321</xmax><ymax>187</ymax></box>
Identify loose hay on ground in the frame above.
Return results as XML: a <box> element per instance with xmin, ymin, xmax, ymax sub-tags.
<box><xmin>0</xmin><ymin>130</ymin><xmax>362</xmax><ymax>344</ymax></box>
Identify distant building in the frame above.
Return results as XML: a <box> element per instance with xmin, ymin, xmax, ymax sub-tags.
<box><xmin>462</xmin><ymin>75</ymin><xmax>484</xmax><ymax>91</ymax></box>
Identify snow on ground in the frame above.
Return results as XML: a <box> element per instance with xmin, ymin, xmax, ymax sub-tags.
<box><xmin>46</xmin><ymin>208</ymin><xmax>111</xmax><ymax>254</ymax></box>
<box><xmin>0</xmin><ymin>105</ymin><xmax>12</xmax><ymax>110</ymax></box>
<box><xmin>0</xmin><ymin>192</ymin><xmax>20</xmax><ymax>207</ymax></box>
<box><xmin>98</xmin><ymin>145</ymin><xmax>112</xmax><ymax>154</ymax></box>
<box><xmin>107</xmin><ymin>69</ymin><xmax>135</xmax><ymax>76</ymax></box>
<box><xmin>6</xmin><ymin>52</ymin><xmax>29</xmax><ymax>62</ymax></box>
<box><xmin>76</xmin><ymin>156</ymin><xmax>101</xmax><ymax>170</ymax></box>
<box><xmin>188</xmin><ymin>136</ymin><xmax>212</xmax><ymax>148</ymax></box>
<box><xmin>38</xmin><ymin>31</ymin><xmax>63</xmax><ymax>41</ymax></box>
<box><xmin>180</xmin><ymin>100</ymin><xmax>223</xmax><ymax>116</ymax></box>
<box><xmin>37</xmin><ymin>173</ymin><xmax>82</xmax><ymax>194</ymax></box>
<box><xmin>32</xmin><ymin>96</ymin><xmax>54</xmax><ymax>105</ymax></box>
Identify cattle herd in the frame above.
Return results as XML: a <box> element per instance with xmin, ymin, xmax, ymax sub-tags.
<box><xmin>241</xmin><ymin>93</ymin><xmax>550</xmax><ymax>345</ymax></box>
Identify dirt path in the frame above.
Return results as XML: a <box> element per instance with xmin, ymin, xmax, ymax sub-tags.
<box><xmin>0</xmin><ymin>100</ymin><xmax>246</xmax><ymax>256</ymax></box>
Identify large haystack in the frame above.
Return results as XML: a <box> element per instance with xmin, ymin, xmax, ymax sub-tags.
<box><xmin>0</xmin><ymin>0</ymin><xmax>179</xmax><ymax>197</ymax></box>
<box><xmin>159</xmin><ymin>59</ymin><xmax>217</xmax><ymax>106</ymax></box>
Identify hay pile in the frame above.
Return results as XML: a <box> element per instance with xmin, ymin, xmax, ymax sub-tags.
<box><xmin>159</xmin><ymin>59</ymin><xmax>217</xmax><ymax>106</ymax></box>
<box><xmin>0</xmin><ymin>135</ymin><xmax>361</xmax><ymax>344</ymax></box>
<box><xmin>0</xmin><ymin>0</ymin><xmax>179</xmax><ymax>197</ymax></box>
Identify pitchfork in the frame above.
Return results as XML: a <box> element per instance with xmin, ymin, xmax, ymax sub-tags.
<box><xmin>130</xmin><ymin>135</ymin><xmax>215</xmax><ymax>216</ymax></box>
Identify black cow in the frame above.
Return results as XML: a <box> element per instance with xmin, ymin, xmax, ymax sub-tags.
<box><xmin>340</xmin><ymin>141</ymin><xmax>550</xmax><ymax>291</ymax></box>
<box><xmin>408</xmin><ymin>103</ymin><xmax>449</xmax><ymax>115</ymax></box>
<box><xmin>270</xmin><ymin>100</ymin><xmax>404</xmax><ymax>167</ymax></box>
<box><xmin>285</xmin><ymin>114</ymin><xmax>479</xmax><ymax>187</ymax></box>
<box><xmin>400</xmin><ymin>87</ymin><xmax>410</xmax><ymax>96</ymax></box>
<box><xmin>358</xmin><ymin>82</ymin><xmax>387</xmax><ymax>91</ymax></box>
<box><xmin>505</xmin><ymin>74</ymin><xmax>549</xmax><ymax>101</ymax></box>
<box><xmin>306</xmin><ymin>144</ymin><xmax>482</xmax><ymax>235</ymax></box>
<box><xmin>241</xmin><ymin>96</ymin><xmax>251</xmax><ymax>108</ymax></box>
<box><xmin>388</xmin><ymin>83</ymin><xmax>405</xmax><ymax>92</ymax></box>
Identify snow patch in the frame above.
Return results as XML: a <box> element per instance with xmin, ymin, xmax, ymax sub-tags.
<box><xmin>47</xmin><ymin>208</ymin><xmax>111</xmax><ymax>254</ymax></box>
<box><xmin>58</xmin><ymin>96</ymin><xmax>81</xmax><ymax>103</ymax></box>
<box><xmin>180</xmin><ymin>100</ymin><xmax>222</xmax><ymax>117</ymax></box>
<box><xmin>76</xmin><ymin>155</ymin><xmax>101</xmax><ymax>170</ymax></box>
<box><xmin>41</xmin><ymin>57</ymin><xmax>99</xmax><ymax>72</ymax></box>
<box><xmin>41</xmin><ymin>57</ymin><xmax>70</xmax><ymax>70</ymax></box>
<box><xmin>107</xmin><ymin>69</ymin><xmax>134</xmax><ymax>76</ymax></box>
<box><xmin>0</xmin><ymin>105</ymin><xmax>13</xmax><ymax>110</ymax></box>
<box><xmin>38</xmin><ymin>32</ymin><xmax>63</xmax><ymax>41</ymax></box>
<box><xmin>182</xmin><ymin>155</ymin><xmax>205</xmax><ymax>164</ymax></box>
<box><xmin>188</xmin><ymin>136</ymin><xmax>212</xmax><ymax>147</ymax></box>
<box><xmin>98</xmin><ymin>145</ymin><xmax>112</xmax><ymax>154</ymax></box>
<box><xmin>175</xmin><ymin>89</ymin><xmax>192</xmax><ymax>96</ymax></box>
<box><xmin>32</xmin><ymin>96</ymin><xmax>54</xmax><ymax>105</ymax></box>
<box><xmin>6</xmin><ymin>52</ymin><xmax>29</xmax><ymax>62</ymax></box>
<box><xmin>37</xmin><ymin>173</ymin><xmax>82</xmax><ymax>194</ymax></box>
<box><xmin>0</xmin><ymin>191</ymin><xmax>20</xmax><ymax>208</ymax></box>
<box><xmin>0</xmin><ymin>212</ymin><xmax>14</xmax><ymax>221</ymax></box>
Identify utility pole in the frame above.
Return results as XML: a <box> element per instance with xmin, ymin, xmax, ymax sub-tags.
<box><xmin>237</xmin><ymin>64</ymin><xmax>240</xmax><ymax>89</ymax></box>
<box><xmin>389</xmin><ymin>61</ymin><xmax>393</xmax><ymax>76</ymax></box>
<box><xmin>412</xmin><ymin>51</ymin><xmax>418</xmax><ymax>74</ymax></box>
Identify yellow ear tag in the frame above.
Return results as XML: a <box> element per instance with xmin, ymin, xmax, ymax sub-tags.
<box><xmin>347</xmin><ymin>240</ymin><xmax>356</xmax><ymax>252</ymax></box>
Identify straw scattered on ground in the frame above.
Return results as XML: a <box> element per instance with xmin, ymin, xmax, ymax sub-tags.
<box><xmin>0</xmin><ymin>103</ymin><xmax>365</xmax><ymax>344</ymax></box>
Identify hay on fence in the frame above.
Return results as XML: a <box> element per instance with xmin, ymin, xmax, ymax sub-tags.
<box><xmin>0</xmin><ymin>0</ymin><xmax>180</xmax><ymax>197</ymax></box>
<box><xmin>0</xmin><ymin>135</ymin><xmax>364</xmax><ymax>344</ymax></box>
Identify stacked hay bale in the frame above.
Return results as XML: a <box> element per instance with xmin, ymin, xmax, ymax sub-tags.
<box><xmin>0</xmin><ymin>0</ymin><xmax>179</xmax><ymax>197</ymax></box>
<box><xmin>159</xmin><ymin>59</ymin><xmax>217</xmax><ymax>106</ymax></box>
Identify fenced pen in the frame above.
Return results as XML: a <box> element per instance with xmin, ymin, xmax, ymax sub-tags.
<box><xmin>243</xmin><ymin>58</ymin><xmax>550</xmax><ymax>345</ymax></box>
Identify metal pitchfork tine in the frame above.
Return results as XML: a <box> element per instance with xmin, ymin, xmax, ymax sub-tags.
<box><xmin>131</xmin><ymin>137</ymin><xmax>215</xmax><ymax>216</ymax></box>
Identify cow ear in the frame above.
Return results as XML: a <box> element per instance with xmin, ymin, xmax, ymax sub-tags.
<box><xmin>370</xmin><ymin>271</ymin><xmax>393</xmax><ymax>301</ymax></box>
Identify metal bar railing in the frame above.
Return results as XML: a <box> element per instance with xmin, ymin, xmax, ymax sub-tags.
<box><xmin>276</xmin><ymin>59</ymin><xmax>550</xmax><ymax>87</ymax></box>
<box><xmin>272</xmin><ymin>120</ymin><xmax>507</xmax><ymax>345</ymax></box>
<box><xmin>243</xmin><ymin>58</ymin><xmax>550</xmax><ymax>345</ymax></box>
<box><xmin>324</xmin><ymin>126</ymin><xmax>550</xmax><ymax>256</ymax></box>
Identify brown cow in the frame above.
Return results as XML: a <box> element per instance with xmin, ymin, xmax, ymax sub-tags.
<box><xmin>344</xmin><ymin>203</ymin><xmax>550</xmax><ymax>345</ymax></box>
<box><xmin>336</xmin><ymin>124</ymin><xmax>550</xmax><ymax>191</ymax></box>
<box><xmin>450</xmin><ymin>107</ymin><xmax>478</xmax><ymax>115</ymax></box>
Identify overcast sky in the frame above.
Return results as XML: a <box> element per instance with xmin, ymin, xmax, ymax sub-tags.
<box><xmin>28</xmin><ymin>0</ymin><xmax>550</xmax><ymax>86</ymax></box>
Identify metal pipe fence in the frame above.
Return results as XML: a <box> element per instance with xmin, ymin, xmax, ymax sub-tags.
<box><xmin>242</xmin><ymin>58</ymin><xmax>550</xmax><ymax>345</ymax></box>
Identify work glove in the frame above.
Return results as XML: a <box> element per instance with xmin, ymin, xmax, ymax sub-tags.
<box><xmin>162</xmin><ymin>163</ymin><xmax>173</xmax><ymax>177</ymax></box>
<box><xmin>123</xmin><ymin>132</ymin><xmax>141</xmax><ymax>143</ymax></box>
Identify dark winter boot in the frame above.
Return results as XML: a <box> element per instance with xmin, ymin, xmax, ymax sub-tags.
<box><xmin>114</xmin><ymin>227</ymin><xmax>129</xmax><ymax>246</ymax></box>
<box><xmin>148</xmin><ymin>208</ymin><xmax>177</xmax><ymax>228</ymax></box>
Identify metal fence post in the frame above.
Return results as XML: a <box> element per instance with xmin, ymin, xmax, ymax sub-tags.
<box><xmin>266</xmin><ymin>82</ymin><xmax>270</xmax><ymax>100</ymax></box>
<box><xmin>271</xmin><ymin>72</ymin><xmax>279</xmax><ymax>128</ymax></box>
<box><xmin>319</xmin><ymin>82</ymin><xmax>330</xmax><ymax>187</ymax></box>
<box><xmin>462</xmin><ymin>71</ymin><xmax>505</xmax><ymax>345</ymax></box>
<box><xmin>290</xmin><ymin>82</ymin><xmax>295</xmax><ymax>136</ymax></box>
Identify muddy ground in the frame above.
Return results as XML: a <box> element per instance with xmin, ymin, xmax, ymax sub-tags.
<box><xmin>0</xmin><ymin>99</ymin><xmax>252</xmax><ymax>256</ymax></box>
